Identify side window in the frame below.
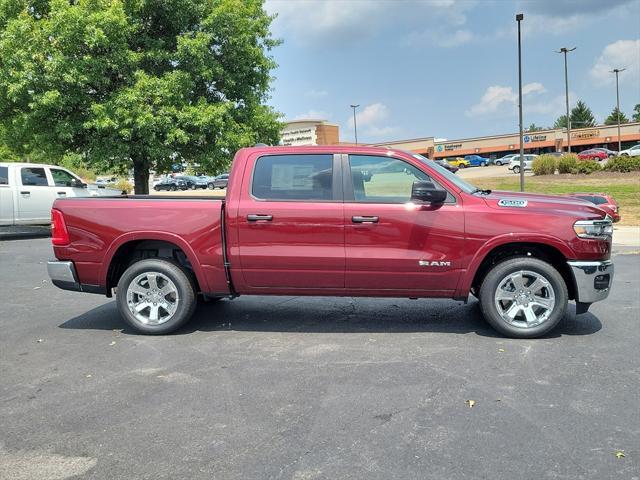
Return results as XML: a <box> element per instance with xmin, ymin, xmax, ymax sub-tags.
<box><xmin>252</xmin><ymin>154</ymin><xmax>333</xmax><ymax>201</ymax></box>
<box><xmin>50</xmin><ymin>168</ymin><xmax>78</xmax><ymax>187</ymax></box>
<box><xmin>21</xmin><ymin>167</ymin><xmax>48</xmax><ymax>186</ymax></box>
<box><xmin>0</xmin><ymin>166</ymin><xmax>7</xmax><ymax>185</ymax></box>
<box><xmin>349</xmin><ymin>155</ymin><xmax>429</xmax><ymax>203</ymax></box>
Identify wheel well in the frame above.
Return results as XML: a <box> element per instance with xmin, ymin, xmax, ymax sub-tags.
<box><xmin>106</xmin><ymin>240</ymin><xmax>199</xmax><ymax>295</ymax></box>
<box><xmin>471</xmin><ymin>243</ymin><xmax>575</xmax><ymax>300</ymax></box>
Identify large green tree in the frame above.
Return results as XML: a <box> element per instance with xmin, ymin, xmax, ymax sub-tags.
<box><xmin>633</xmin><ymin>104</ymin><xmax>640</xmax><ymax>122</ymax></box>
<box><xmin>604</xmin><ymin>106</ymin><xmax>629</xmax><ymax>125</ymax></box>
<box><xmin>0</xmin><ymin>0</ymin><xmax>282</xmax><ymax>193</ymax></box>
<box><xmin>553</xmin><ymin>100</ymin><xmax>597</xmax><ymax>129</ymax></box>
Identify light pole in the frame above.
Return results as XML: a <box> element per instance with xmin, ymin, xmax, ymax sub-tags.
<box><xmin>350</xmin><ymin>104</ymin><xmax>360</xmax><ymax>144</ymax></box>
<box><xmin>610</xmin><ymin>68</ymin><xmax>626</xmax><ymax>153</ymax></box>
<box><xmin>516</xmin><ymin>13</ymin><xmax>525</xmax><ymax>192</ymax></box>
<box><xmin>556</xmin><ymin>47</ymin><xmax>576</xmax><ymax>153</ymax></box>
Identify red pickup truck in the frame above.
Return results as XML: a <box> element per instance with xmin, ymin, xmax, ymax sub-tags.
<box><xmin>47</xmin><ymin>146</ymin><xmax>614</xmax><ymax>338</ymax></box>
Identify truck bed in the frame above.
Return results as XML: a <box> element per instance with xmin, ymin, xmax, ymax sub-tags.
<box><xmin>51</xmin><ymin>196</ymin><xmax>229</xmax><ymax>295</ymax></box>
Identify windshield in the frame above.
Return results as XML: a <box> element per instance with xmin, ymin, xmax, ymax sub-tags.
<box><xmin>411</xmin><ymin>153</ymin><xmax>479</xmax><ymax>194</ymax></box>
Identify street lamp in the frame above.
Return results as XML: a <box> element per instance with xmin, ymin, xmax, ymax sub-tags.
<box><xmin>556</xmin><ymin>47</ymin><xmax>576</xmax><ymax>153</ymax></box>
<box><xmin>610</xmin><ymin>68</ymin><xmax>626</xmax><ymax>153</ymax></box>
<box><xmin>350</xmin><ymin>104</ymin><xmax>360</xmax><ymax>145</ymax></box>
<box><xmin>516</xmin><ymin>13</ymin><xmax>525</xmax><ymax>192</ymax></box>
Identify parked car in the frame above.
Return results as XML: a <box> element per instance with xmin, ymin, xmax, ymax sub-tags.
<box><xmin>508</xmin><ymin>154</ymin><xmax>538</xmax><ymax>173</ymax></box>
<box><xmin>153</xmin><ymin>177</ymin><xmax>189</xmax><ymax>191</ymax></box>
<box><xmin>495</xmin><ymin>154</ymin><xmax>517</xmax><ymax>166</ymax></box>
<box><xmin>547</xmin><ymin>152</ymin><xmax>564</xmax><ymax>158</ymax></box>
<box><xmin>578</xmin><ymin>149</ymin><xmax>608</xmax><ymax>161</ymax></box>
<box><xmin>0</xmin><ymin>162</ymin><xmax>94</xmax><ymax>225</ymax></box>
<box><xmin>568</xmin><ymin>193</ymin><xmax>621</xmax><ymax>223</ymax></box>
<box><xmin>463</xmin><ymin>155</ymin><xmax>490</xmax><ymax>167</ymax></box>
<box><xmin>593</xmin><ymin>148</ymin><xmax>617</xmax><ymax>157</ymax></box>
<box><xmin>434</xmin><ymin>159</ymin><xmax>458</xmax><ymax>174</ymax></box>
<box><xmin>181</xmin><ymin>175</ymin><xmax>209</xmax><ymax>189</ymax></box>
<box><xmin>208</xmin><ymin>173</ymin><xmax>229</xmax><ymax>189</ymax></box>
<box><xmin>48</xmin><ymin>145</ymin><xmax>614</xmax><ymax>339</ymax></box>
<box><xmin>447</xmin><ymin>157</ymin><xmax>469</xmax><ymax>169</ymax></box>
<box><xmin>618</xmin><ymin>144</ymin><xmax>640</xmax><ymax>157</ymax></box>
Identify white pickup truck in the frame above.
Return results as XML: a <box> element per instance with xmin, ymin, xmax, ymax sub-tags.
<box><xmin>0</xmin><ymin>162</ymin><xmax>120</xmax><ymax>225</ymax></box>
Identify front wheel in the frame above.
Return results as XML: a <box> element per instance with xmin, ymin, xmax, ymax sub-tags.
<box><xmin>479</xmin><ymin>257</ymin><xmax>568</xmax><ymax>338</ymax></box>
<box><xmin>481</xmin><ymin>162</ymin><xmax>488</xmax><ymax>167</ymax></box>
<box><xmin>458</xmin><ymin>163</ymin><xmax>466</xmax><ymax>168</ymax></box>
<box><xmin>512</xmin><ymin>166</ymin><xmax>521</xmax><ymax>174</ymax></box>
<box><xmin>495</xmin><ymin>161</ymin><xmax>502</xmax><ymax>166</ymax></box>
<box><xmin>116</xmin><ymin>258</ymin><xmax>197</xmax><ymax>334</ymax></box>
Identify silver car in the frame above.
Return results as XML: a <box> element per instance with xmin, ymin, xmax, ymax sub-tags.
<box><xmin>508</xmin><ymin>154</ymin><xmax>538</xmax><ymax>174</ymax></box>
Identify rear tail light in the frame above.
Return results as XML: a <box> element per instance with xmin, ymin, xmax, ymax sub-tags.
<box><xmin>51</xmin><ymin>208</ymin><xmax>70</xmax><ymax>246</ymax></box>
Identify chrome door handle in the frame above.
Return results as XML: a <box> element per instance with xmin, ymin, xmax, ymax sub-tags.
<box><xmin>247</xmin><ymin>214</ymin><xmax>273</xmax><ymax>222</ymax></box>
<box><xmin>57</xmin><ymin>191</ymin><xmax>67</xmax><ymax>196</ymax></box>
<box><xmin>352</xmin><ymin>216</ymin><xmax>379</xmax><ymax>223</ymax></box>
<box><xmin>20</xmin><ymin>191</ymin><xmax>30</xmax><ymax>195</ymax></box>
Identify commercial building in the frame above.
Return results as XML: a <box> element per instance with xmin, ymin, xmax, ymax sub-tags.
<box><xmin>281</xmin><ymin>119</ymin><xmax>640</xmax><ymax>158</ymax></box>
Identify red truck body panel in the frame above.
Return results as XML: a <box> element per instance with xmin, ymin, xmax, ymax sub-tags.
<box><xmin>52</xmin><ymin>145</ymin><xmax>612</xmax><ymax>300</ymax></box>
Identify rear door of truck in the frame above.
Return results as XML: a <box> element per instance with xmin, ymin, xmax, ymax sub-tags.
<box><xmin>233</xmin><ymin>151</ymin><xmax>345</xmax><ymax>290</ymax></box>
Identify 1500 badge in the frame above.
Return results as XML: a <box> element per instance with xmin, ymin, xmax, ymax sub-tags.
<box><xmin>498</xmin><ymin>199</ymin><xmax>528</xmax><ymax>208</ymax></box>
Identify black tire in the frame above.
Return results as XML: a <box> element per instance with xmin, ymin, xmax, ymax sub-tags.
<box><xmin>495</xmin><ymin>161</ymin><xmax>502</xmax><ymax>166</ymax></box>
<box><xmin>116</xmin><ymin>258</ymin><xmax>197</xmax><ymax>334</ymax></box>
<box><xmin>513</xmin><ymin>166</ymin><xmax>520</xmax><ymax>174</ymax></box>
<box><xmin>481</xmin><ymin>162</ymin><xmax>487</xmax><ymax>167</ymax></box>
<box><xmin>207</xmin><ymin>183</ymin><xmax>214</xmax><ymax>190</ymax></box>
<box><xmin>478</xmin><ymin>257</ymin><xmax>568</xmax><ymax>339</ymax></box>
<box><xmin>170</xmin><ymin>185</ymin><xmax>177</xmax><ymax>191</ymax></box>
<box><xmin>458</xmin><ymin>163</ymin><xmax>466</xmax><ymax>168</ymax></box>
<box><xmin>190</xmin><ymin>184</ymin><xmax>196</xmax><ymax>190</ymax></box>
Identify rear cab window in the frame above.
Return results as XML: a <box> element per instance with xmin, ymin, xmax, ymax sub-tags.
<box><xmin>20</xmin><ymin>167</ymin><xmax>49</xmax><ymax>186</ymax></box>
<box><xmin>251</xmin><ymin>154</ymin><xmax>334</xmax><ymax>201</ymax></box>
<box><xmin>0</xmin><ymin>166</ymin><xmax>8</xmax><ymax>185</ymax></box>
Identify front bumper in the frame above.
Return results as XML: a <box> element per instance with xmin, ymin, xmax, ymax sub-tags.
<box><xmin>567</xmin><ymin>260</ymin><xmax>614</xmax><ymax>305</ymax></box>
<box><xmin>47</xmin><ymin>260</ymin><xmax>105</xmax><ymax>294</ymax></box>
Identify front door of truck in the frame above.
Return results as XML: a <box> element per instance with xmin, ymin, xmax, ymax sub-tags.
<box><xmin>235</xmin><ymin>153</ymin><xmax>344</xmax><ymax>290</ymax></box>
<box><xmin>343</xmin><ymin>154</ymin><xmax>465</xmax><ymax>295</ymax></box>
<box><xmin>15</xmin><ymin>166</ymin><xmax>56</xmax><ymax>224</ymax></box>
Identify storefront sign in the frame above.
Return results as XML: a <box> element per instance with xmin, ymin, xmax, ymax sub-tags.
<box><xmin>571</xmin><ymin>129</ymin><xmax>600</xmax><ymax>139</ymax></box>
<box><xmin>436</xmin><ymin>143</ymin><xmax>462</xmax><ymax>152</ymax></box>
<box><xmin>281</xmin><ymin>126</ymin><xmax>317</xmax><ymax>146</ymax></box>
<box><xmin>523</xmin><ymin>134</ymin><xmax>547</xmax><ymax>143</ymax></box>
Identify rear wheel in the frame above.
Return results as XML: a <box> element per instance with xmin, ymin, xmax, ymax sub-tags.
<box><xmin>513</xmin><ymin>165</ymin><xmax>521</xmax><ymax>174</ymax></box>
<box><xmin>495</xmin><ymin>161</ymin><xmax>502</xmax><ymax>166</ymax></box>
<box><xmin>207</xmin><ymin>183</ymin><xmax>214</xmax><ymax>190</ymax></box>
<box><xmin>479</xmin><ymin>257</ymin><xmax>568</xmax><ymax>338</ymax></box>
<box><xmin>170</xmin><ymin>185</ymin><xmax>177</xmax><ymax>191</ymax></box>
<box><xmin>116</xmin><ymin>258</ymin><xmax>197</xmax><ymax>334</ymax></box>
<box><xmin>458</xmin><ymin>163</ymin><xmax>466</xmax><ymax>168</ymax></box>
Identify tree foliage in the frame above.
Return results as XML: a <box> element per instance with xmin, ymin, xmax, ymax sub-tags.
<box><xmin>0</xmin><ymin>0</ymin><xmax>282</xmax><ymax>193</ymax></box>
<box><xmin>526</xmin><ymin>123</ymin><xmax>544</xmax><ymax>132</ymax></box>
<box><xmin>604</xmin><ymin>106</ymin><xmax>629</xmax><ymax>125</ymax></box>
<box><xmin>633</xmin><ymin>104</ymin><xmax>640</xmax><ymax>122</ymax></box>
<box><xmin>553</xmin><ymin>100</ymin><xmax>597</xmax><ymax>129</ymax></box>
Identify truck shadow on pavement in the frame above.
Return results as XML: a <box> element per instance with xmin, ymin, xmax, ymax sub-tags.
<box><xmin>59</xmin><ymin>297</ymin><xmax>602</xmax><ymax>338</ymax></box>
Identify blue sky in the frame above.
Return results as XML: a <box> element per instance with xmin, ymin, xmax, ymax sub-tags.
<box><xmin>264</xmin><ymin>0</ymin><xmax>640</xmax><ymax>143</ymax></box>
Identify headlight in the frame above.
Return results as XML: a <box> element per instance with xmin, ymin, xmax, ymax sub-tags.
<box><xmin>573</xmin><ymin>217</ymin><xmax>613</xmax><ymax>239</ymax></box>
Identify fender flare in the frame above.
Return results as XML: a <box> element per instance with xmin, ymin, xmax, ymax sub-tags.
<box><xmin>100</xmin><ymin>231</ymin><xmax>209</xmax><ymax>292</ymax></box>
<box><xmin>456</xmin><ymin>233</ymin><xmax>574</xmax><ymax>296</ymax></box>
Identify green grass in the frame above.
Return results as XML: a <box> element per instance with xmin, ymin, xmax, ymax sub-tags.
<box><xmin>474</xmin><ymin>172</ymin><xmax>640</xmax><ymax>225</ymax></box>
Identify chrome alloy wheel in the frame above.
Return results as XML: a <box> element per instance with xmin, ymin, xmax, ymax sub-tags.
<box><xmin>126</xmin><ymin>272</ymin><xmax>179</xmax><ymax>325</ymax></box>
<box><xmin>494</xmin><ymin>270</ymin><xmax>555</xmax><ymax>328</ymax></box>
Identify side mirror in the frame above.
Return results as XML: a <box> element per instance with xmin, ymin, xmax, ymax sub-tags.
<box><xmin>411</xmin><ymin>180</ymin><xmax>447</xmax><ymax>204</ymax></box>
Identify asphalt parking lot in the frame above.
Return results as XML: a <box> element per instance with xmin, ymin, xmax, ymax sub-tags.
<box><xmin>1</xmin><ymin>238</ymin><xmax>638</xmax><ymax>480</ymax></box>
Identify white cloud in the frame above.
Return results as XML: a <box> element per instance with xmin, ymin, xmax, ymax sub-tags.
<box><xmin>407</xmin><ymin>29</ymin><xmax>474</xmax><ymax>48</ymax></box>
<box><xmin>465</xmin><ymin>82</ymin><xmax>546</xmax><ymax>117</ymax></box>
<box><xmin>305</xmin><ymin>89</ymin><xmax>328</xmax><ymax>98</ymax></box>
<box><xmin>345</xmin><ymin>103</ymin><xmax>398</xmax><ymax>140</ymax></box>
<box><xmin>590</xmin><ymin>39</ymin><xmax>640</xmax><ymax>87</ymax></box>
<box><xmin>293</xmin><ymin>109</ymin><xmax>329</xmax><ymax>120</ymax></box>
<box><xmin>436</xmin><ymin>29</ymin><xmax>473</xmax><ymax>47</ymax></box>
<box><xmin>265</xmin><ymin>0</ymin><xmax>476</xmax><ymax>46</ymax></box>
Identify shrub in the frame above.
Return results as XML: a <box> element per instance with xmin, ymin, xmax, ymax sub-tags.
<box><xmin>532</xmin><ymin>154</ymin><xmax>557</xmax><ymax>175</ymax></box>
<box><xmin>572</xmin><ymin>160</ymin><xmax>601</xmax><ymax>175</ymax></box>
<box><xmin>557</xmin><ymin>154</ymin><xmax>578</xmax><ymax>174</ymax></box>
<box><xmin>604</xmin><ymin>156</ymin><xmax>640</xmax><ymax>173</ymax></box>
<box><xmin>114</xmin><ymin>179</ymin><xmax>133</xmax><ymax>194</ymax></box>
